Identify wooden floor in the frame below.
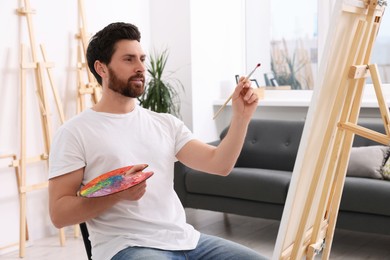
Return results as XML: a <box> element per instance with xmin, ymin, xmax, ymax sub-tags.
<box><xmin>2</xmin><ymin>208</ymin><xmax>390</xmax><ymax>259</ymax></box>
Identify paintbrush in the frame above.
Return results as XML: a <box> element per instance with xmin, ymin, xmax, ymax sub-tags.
<box><xmin>213</xmin><ymin>63</ymin><xmax>261</xmax><ymax>120</ymax></box>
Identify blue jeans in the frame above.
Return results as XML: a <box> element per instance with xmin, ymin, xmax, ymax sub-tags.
<box><xmin>111</xmin><ymin>233</ymin><xmax>268</xmax><ymax>260</ymax></box>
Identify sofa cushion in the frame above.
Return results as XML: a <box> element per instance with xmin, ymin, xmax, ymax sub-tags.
<box><xmin>220</xmin><ymin>119</ymin><xmax>305</xmax><ymax>171</ymax></box>
<box><xmin>346</xmin><ymin>145</ymin><xmax>388</xmax><ymax>179</ymax></box>
<box><xmin>184</xmin><ymin>167</ymin><xmax>291</xmax><ymax>204</ymax></box>
<box><xmin>381</xmin><ymin>152</ymin><xmax>390</xmax><ymax>180</ymax></box>
<box><xmin>341</xmin><ymin>177</ymin><xmax>390</xmax><ymax>216</ymax></box>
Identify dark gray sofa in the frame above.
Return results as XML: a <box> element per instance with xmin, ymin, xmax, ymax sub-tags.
<box><xmin>174</xmin><ymin>118</ymin><xmax>390</xmax><ymax>235</ymax></box>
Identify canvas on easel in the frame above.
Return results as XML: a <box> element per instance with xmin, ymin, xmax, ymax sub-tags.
<box><xmin>272</xmin><ymin>0</ymin><xmax>387</xmax><ymax>259</ymax></box>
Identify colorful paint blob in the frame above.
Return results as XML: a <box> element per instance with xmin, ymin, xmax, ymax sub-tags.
<box><xmin>79</xmin><ymin>165</ymin><xmax>153</xmax><ymax>198</ymax></box>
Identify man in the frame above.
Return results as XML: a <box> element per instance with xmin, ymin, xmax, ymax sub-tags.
<box><xmin>48</xmin><ymin>22</ymin><xmax>267</xmax><ymax>260</ymax></box>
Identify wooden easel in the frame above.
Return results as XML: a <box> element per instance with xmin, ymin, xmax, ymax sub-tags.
<box><xmin>0</xmin><ymin>154</ymin><xmax>29</xmax><ymax>252</ymax></box>
<box><xmin>273</xmin><ymin>0</ymin><xmax>387</xmax><ymax>259</ymax></box>
<box><xmin>16</xmin><ymin>0</ymin><xmax>66</xmax><ymax>257</ymax></box>
<box><xmin>75</xmin><ymin>0</ymin><xmax>102</xmax><ymax>113</ymax></box>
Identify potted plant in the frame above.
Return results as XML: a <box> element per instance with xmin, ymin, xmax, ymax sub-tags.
<box><xmin>138</xmin><ymin>49</ymin><xmax>183</xmax><ymax>118</ymax></box>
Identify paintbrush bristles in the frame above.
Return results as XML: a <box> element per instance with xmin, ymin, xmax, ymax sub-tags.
<box><xmin>245</xmin><ymin>63</ymin><xmax>261</xmax><ymax>79</ymax></box>
<box><xmin>213</xmin><ymin>63</ymin><xmax>261</xmax><ymax>120</ymax></box>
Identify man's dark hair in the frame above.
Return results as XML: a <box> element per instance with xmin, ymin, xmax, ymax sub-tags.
<box><xmin>86</xmin><ymin>22</ymin><xmax>141</xmax><ymax>85</ymax></box>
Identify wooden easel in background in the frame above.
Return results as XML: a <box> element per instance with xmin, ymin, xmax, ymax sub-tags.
<box><xmin>15</xmin><ymin>0</ymin><xmax>66</xmax><ymax>257</ymax></box>
<box><xmin>75</xmin><ymin>0</ymin><xmax>102</xmax><ymax>113</ymax></box>
<box><xmin>273</xmin><ymin>0</ymin><xmax>387</xmax><ymax>259</ymax></box>
<box><xmin>0</xmin><ymin>154</ymin><xmax>28</xmax><ymax>253</ymax></box>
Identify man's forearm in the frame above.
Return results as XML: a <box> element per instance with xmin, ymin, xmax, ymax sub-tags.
<box><xmin>49</xmin><ymin>193</ymin><xmax>120</xmax><ymax>228</ymax></box>
<box><xmin>214</xmin><ymin>117</ymin><xmax>250</xmax><ymax>175</ymax></box>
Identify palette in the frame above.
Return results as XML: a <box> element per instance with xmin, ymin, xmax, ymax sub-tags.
<box><xmin>79</xmin><ymin>164</ymin><xmax>153</xmax><ymax>198</ymax></box>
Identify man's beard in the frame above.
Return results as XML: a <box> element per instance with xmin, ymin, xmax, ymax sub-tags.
<box><xmin>107</xmin><ymin>66</ymin><xmax>145</xmax><ymax>98</ymax></box>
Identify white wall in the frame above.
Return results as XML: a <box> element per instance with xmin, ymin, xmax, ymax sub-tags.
<box><xmin>189</xmin><ymin>0</ymin><xmax>273</xmax><ymax>141</ymax></box>
<box><xmin>148</xmin><ymin>0</ymin><xmax>267</xmax><ymax>142</ymax></box>
<box><xmin>0</xmin><ymin>0</ymin><xmax>150</xmax><ymax>253</ymax></box>
<box><xmin>149</xmin><ymin>0</ymin><xmax>193</xmax><ymax>129</ymax></box>
<box><xmin>190</xmin><ymin>0</ymin><xmax>246</xmax><ymax>141</ymax></box>
<box><xmin>245</xmin><ymin>0</ymin><xmax>271</xmax><ymax>86</ymax></box>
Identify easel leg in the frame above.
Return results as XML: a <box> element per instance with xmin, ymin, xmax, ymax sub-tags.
<box><xmin>19</xmin><ymin>44</ymin><xmax>27</xmax><ymax>258</ymax></box>
<box><xmin>59</xmin><ymin>228</ymin><xmax>66</xmax><ymax>246</ymax></box>
<box><xmin>74</xmin><ymin>225</ymin><xmax>80</xmax><ymax>238</ymax></box>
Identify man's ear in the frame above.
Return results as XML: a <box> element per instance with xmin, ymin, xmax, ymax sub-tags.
<box><xmin>94</xmin><ymin>60</ymin><xmax>107</xmax><ymax>76</ymax></box>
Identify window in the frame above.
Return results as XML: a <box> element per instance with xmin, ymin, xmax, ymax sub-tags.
<box><xmin>247</xmin><ymin>0</ymin><xmax>390</xmax><ymax>90</ymax></box>
<box><xmin>269</xmin><ymin>0</ymin><xmax>318</xmax><ymax>90</ymax></box>
<box><xmin>371</xmin><ymin>9</ymin><xmax>390</xmax><ymax>83</ymax></box>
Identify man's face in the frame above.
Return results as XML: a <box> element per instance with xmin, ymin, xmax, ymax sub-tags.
<box><xmin>106</xmin><ymin>40</ymin><xmax>146</xmax><ymax>98</ymax></box>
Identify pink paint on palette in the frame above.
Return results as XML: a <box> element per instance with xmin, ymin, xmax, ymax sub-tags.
<box><xmin>79</xmin><ymin>164</ymin><xmax>154</xmax><ymax>198</ymax></box>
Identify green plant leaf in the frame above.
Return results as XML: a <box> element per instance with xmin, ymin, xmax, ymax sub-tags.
<box><xmin>138</xmin><ymin>48</ymin><xmax>183</xmax><ymax>117</ymax></box>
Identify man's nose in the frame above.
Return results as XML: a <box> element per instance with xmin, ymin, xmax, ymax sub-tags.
<box><xmin>135</xmin><ymin>60</ymin><xmax>145</xmax><ymax>73</ymax></box>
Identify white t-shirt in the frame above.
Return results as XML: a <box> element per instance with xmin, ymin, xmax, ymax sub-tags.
<box><xmin>49</xmin><ymin>106</ymin><xmax>200</xmax><ymax>260</ymax></box>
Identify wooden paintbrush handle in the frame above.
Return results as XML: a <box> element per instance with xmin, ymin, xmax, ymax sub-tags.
<box><xmin>213</xmin><ymin>92</ymin><xmax>234</xmax><ymax>120</ymax></box>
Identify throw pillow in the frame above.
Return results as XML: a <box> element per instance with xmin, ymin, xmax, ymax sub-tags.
<box><xmin>346</xmin><ymin>145</ymin><xmax>388</xmax><ymax>179</ymax></box>
<box><xmin>381</xmin><ymin>152</ymin><xmax>390</xmax><ymax>180</ymax></box>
